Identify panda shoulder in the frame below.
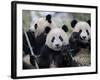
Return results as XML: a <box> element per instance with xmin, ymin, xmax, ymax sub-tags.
<box><xmin>40</xmin><ymin>45</ymin><xmax>51</xmax><ymax>55</ymax></box>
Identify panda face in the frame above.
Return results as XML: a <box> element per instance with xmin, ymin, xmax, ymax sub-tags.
<box><xmin>51</xmin><ymin>35</ymin><xmax>64</xmax><ymax>51</ymax></box>
<box><xmin>71</xmin><ymin>20</ymin><xmax>91</xmax><ymax>43</ymax></box>
<box><xmin>79</xmin><ymin>28</ymin><xmax>90</xmax><ymax>42</ymax></box>
<box><xmin>29</xmin><ymin>14</ymin><xmax>57</xmax><ymax>38</ymax></box>
<box><xmin>46</xmin><ymin>25</ymin><xmax>69</xmax><ymax>51</ymax></box>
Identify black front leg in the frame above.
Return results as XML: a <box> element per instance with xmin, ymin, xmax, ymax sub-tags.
<box><xmin>38</xmin><ymin>56</ymin><xmax>51</xmax><ymax>68</ymax></box>
<box><xmin>54</xmin><ymin>53</ymin><xmax>73</xmax><ymax>67</ymax></box>
<box><xmin>38</xmin><ymin>45</ymin><xmax>51</xmax><ymax>68</ymax></box>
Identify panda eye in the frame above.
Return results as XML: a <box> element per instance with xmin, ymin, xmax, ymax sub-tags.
<box><xmin>86</xmin><ymin>29</ymin><xmax>89</xmax><ymax>35</ymax></box>
<box><xmin>59</xmin><ymin>36</ymin><xmax>63</xmax><ymax>41</ymax></box>
<box><xmin>51</xmin><ymin>37</ymin><xmax>55</xmax><ymax>42</ymax></box>
<box><xmin>79</xmin><ymin>29</ymin><xmax>82</xmax><ymax>33</ymax></box>
<box><xmin>34</xmin><ymin>24</ymin><xmax>37</xmax><ymax>29</ymax></box>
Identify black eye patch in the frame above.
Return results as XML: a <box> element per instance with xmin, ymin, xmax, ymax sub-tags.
<box><xmin>86</xmin><ymin>29</ymin><xmax>89</xmax><ymax>35</ymax></box>
<box><xmin>34</xmin><ymin>24</ymin><xmax>38</xmax><ymax>29</ymax></box>
<box><xmin>79</xmin><ymin>29</ymin><xmax>82</xmax><ymax>33</ymax></box>
<box><xmin>51</xmin><ymin>37</ymin><xmax>55</xmax><ymax>42</ymax></box>
<box><xmin>59</xmin><ymin>36</ymin><xmax>63</xmax><ymax>41</ymax></box>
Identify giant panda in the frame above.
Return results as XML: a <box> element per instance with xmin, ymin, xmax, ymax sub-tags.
<box><xmin>69</xmin><ymin>20</ymin><xmax>91</xmax><ymax>53</ymax></box>
<box><xmin>38</xmin><ymin>25</ymin><xmax>77</xmax><ymax>68</ymax></box>
<box><xmin>69</xmin><ymin>20</ymin><xmax>91</xmax><ymax>66</ymax></box>
<box><xmin>23</xmin><ymin>14</ymin><xmax>57</xmax><ymax>69</ymax></box>
<box><xmin>23</xmin><ymin>14</ymin><xmax>57</xmax><ymax>55</ymax></box>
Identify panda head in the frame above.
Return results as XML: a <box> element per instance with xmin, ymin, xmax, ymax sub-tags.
<box><xmin>29</xmin><ymin>14</ymin><xmax>57</xmax><ymax>38</ymax></box>
<box><xmin>71</xmin><ymin>20</ymin><xmax>91</xmax><ymax>43</ymax></box>
<box><xmin>45</xmin><ymin>25</ymin><xmax>69</xmax><ymax>51</ymax></box>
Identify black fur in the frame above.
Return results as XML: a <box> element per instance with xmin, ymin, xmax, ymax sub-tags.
<box><xmin>23</xmin><ymin>30</ymin><xmax>48</xmax><ymax>67</ymax></box>
<box><xmin>69</xmin><ymin>32</ymin><xmax>81</xmax><ymax>56</ymax></box>
<box><xmin>69</xmin><ymin>20</ymin><xmax>91</xmax><ymax>56</ymax></box>
<box><xmin>23</xmin><ymin>30</ymin><xmax>36</xmax><ymax>55</ymax></box>
<box><xmin>87</xmin><ymin>20</ymin><xmax>91</xmax><ymax>26</ymax></box>
<box><xmin>45</xmin><ymin>27</ymin><xmax>51</xmax><ymax>34</ymax></box>
<box><xmin>34</xmin><ymin>24</ymin><xmax>38</xmax><ymax>29</ymax></box>
<box><xmin>46</xmin><ymin>14</ymin><xmax>52</xmax><ymax>23</ymax></box>
<box><xmin>35</xmin><ymin>32</ymin><xmax>47</xmax><ymax>55</ymax></box>
<box><xmin>62</xmin><ymin>25</ymin><xmax>68</xmax><ymax>32</ymax></box>
<box><xmin>34</xmin><ymin>26</ymin><xmax>52</xmax><ymax>55</ymax></box>
<box><xmin>23</xmin><ymin>28</ymin><xmax>49</xmax><ymax>55</ymax></box>
<box><xmin>71</xmin><ymin>20</ymin><xmax>77</xmax><ymax>28</ymax></box>
<box><xmin>78</xmin><ymin>40</ymin><xmax>90</xmax><ymax>48</ymax></box>
<box><xmin>69</xmin><ymin>32</ymin><xmax>90</xmax><ymax>56</ymax></box>
<box><xmin>38</xmin><ymin>45</ymin><xmax>75</xmax><ymax>68</ymax></box>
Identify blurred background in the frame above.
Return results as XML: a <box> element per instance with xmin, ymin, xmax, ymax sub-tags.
<box><xmin>22</xmin><ymin>10</ymin><xmax>90</xmax><ymax>32</ymax></box>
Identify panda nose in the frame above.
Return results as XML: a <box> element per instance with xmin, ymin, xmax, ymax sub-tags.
<box><xmin>82</xmin><ymin>36</ymin><xmax>86</xmax><ymax>39</ymax></box>
<box><xmin>55</xmin><ymin>44</ymin><xmax>59</xmax><ymax>47</ymax></box>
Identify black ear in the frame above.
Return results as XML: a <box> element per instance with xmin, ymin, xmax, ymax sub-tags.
<box><xmin>46</xmin><ymin>14</ymin><xmax>52</xmax><ymax>23</ymax></box>
<box><xmin>71</xmin><ymin>20</ymin><xmax>77</xmax><ymax>28</ymax></box>
<box><xmin>62</xmin><ymin>25</ymin><xmax>68</xmax><ymax>32</ymax></box>
<box><xmin>45</xmin><ymin>27</ymin><xmax>51</xmax><ymax>34</ymax></box>
<box><xmin>87</xmin><ymin>20</ymin><xmax>91</xmax><ymax>26</ymax></box>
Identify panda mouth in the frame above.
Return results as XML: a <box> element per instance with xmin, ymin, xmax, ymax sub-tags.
<box><xmin>56</xmin><ymin>46</ymin><xmax>60</xmax><ymax>49</ymax></box>
<box><xmin>80</xmin><ymin>38</ymin><xmax>89</xmax><ymax>43</ymax></box>
<box><xmin>81</xmin><ymin>40</ymin><xmax>89</xmax><ymax>43</ymax></box>
<box><xmin>55</xmin><ymin>46</ymin><xmax>61</xmax><ymax>50</ymax></box>
<box><xmin>80</xmin><ymin>37</ymin><xmax>87</xmax><ymax>40</ymax></box>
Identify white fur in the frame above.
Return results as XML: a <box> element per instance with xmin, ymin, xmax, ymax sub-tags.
<box><xmin>46</xmin><ymin>28</ymin><xmax>69</xmax><ymax>51</ymax></box>
<box><xmin>30</xmin><ymin>17</ymin><xmax>57</xmax><ymax>38</ymax></box>
<box><xmin>73</xmin><ymin>21</ymin><xmax>91</xmax><ymax>42</ymax></box>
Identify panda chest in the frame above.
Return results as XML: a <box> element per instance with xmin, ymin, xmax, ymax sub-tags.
<box><xmin>49</xmin><ymin>51</ymin><xmax>60</xmax><ymax>68</ymax></box>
